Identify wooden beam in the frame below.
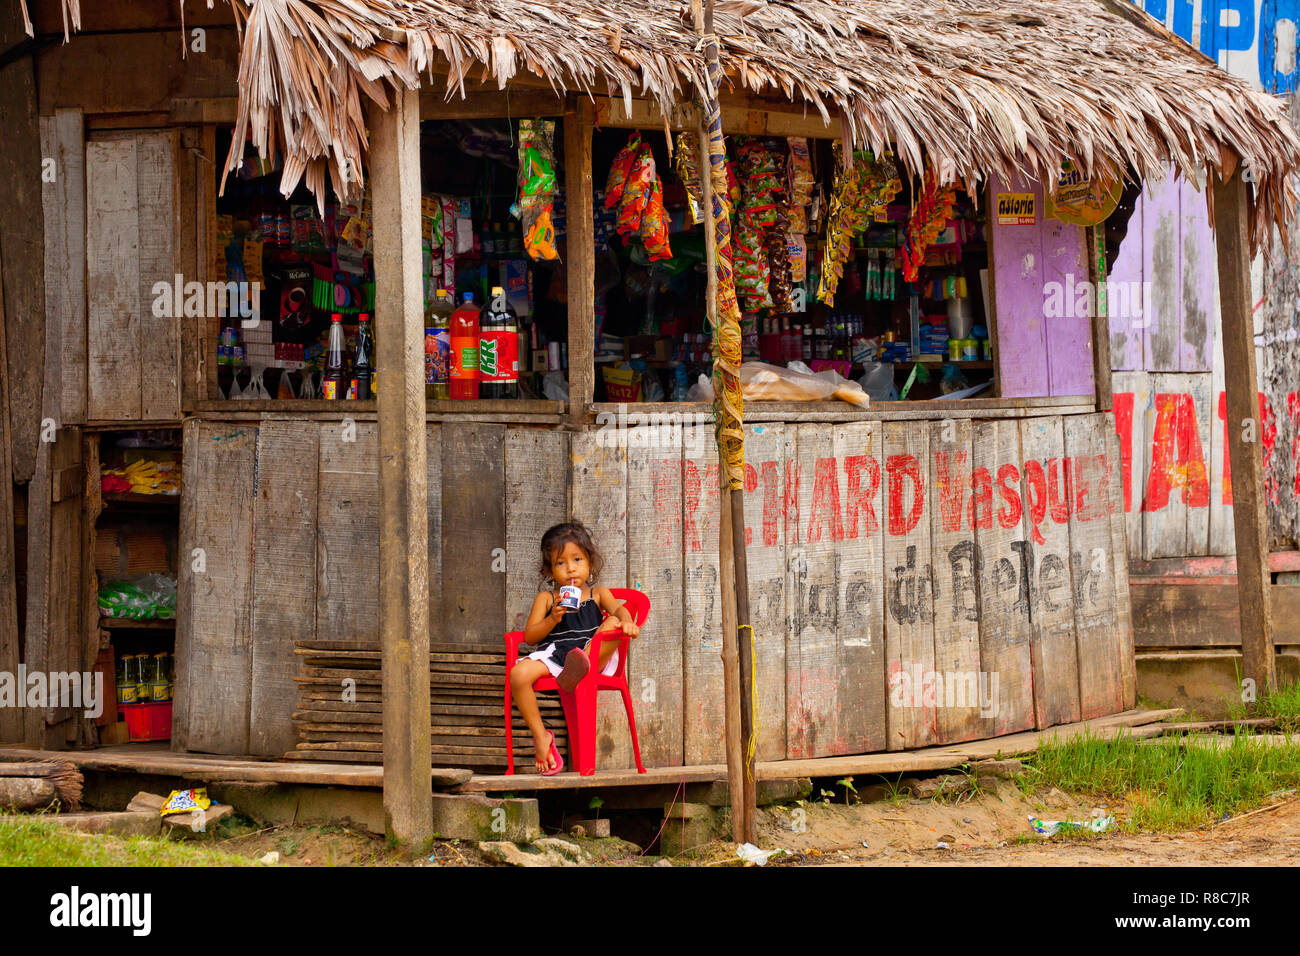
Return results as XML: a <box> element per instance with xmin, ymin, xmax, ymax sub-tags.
<box><xmin>564</xmin><ymin>98</ymin><xmax>595</xmax><ymax>421</ymax></box>
<box><xmin>1086</xmin><ymin>225</ymin><xmax>1112</xmax><ymax>411</ymax></box>
<box><xmin>596</xmin><ymin>95</ymin><xmax>837</xmax><ymax>139</ymax></box>
<box><xmin>1130</xmin><ymin>582</ymin><xmax>1300</xmax><ymax>647</ymax></box>
<box><xmin>170</xmin><ymin>98</ymin><xmax>237</xmax><ymax>125</ymax></box>
<box><xmin>418</xmin><ymin>89</ymin><xmax>565</xmax><ymax>121</ymax></box>
<box><xmin>368</xmin><ymin>88</ymin><xmax>433</xmax><ymax>849</ymax></box>
<box><xmin>1212</xmin><ymin>166</ymin><xmax>1277</xmax><ymax>695</ymax></box>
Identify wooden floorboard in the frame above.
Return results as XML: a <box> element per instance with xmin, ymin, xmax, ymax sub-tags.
<box><xmin>0</xmin><ymin>744</ymin><xmax>469</xmax><ymax>788</ymax></box>
<box><xmin>454</xmin><ymin>708</ymin><xmax>1182</xmax><ymax>792</ymax></box>
<box><xmin>0</xmin><ymin>708</ymin><xmax>1179</xmax><ymax>794</ymax></box>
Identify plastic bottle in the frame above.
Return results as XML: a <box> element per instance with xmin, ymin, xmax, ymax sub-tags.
<box><xmin>480</xmin><ymin>286</ymin><xmax>518</xmax><ymax>399</ymax></box>
<box><xmin>150</xmin><ymin>653</ymin><xmax>171</xmax><ymax>702</ymax></box>
<box><xmin>322</xmin><ymin>312</ymin><xmax>348</xmax><ymax>400</ymax></box>
<box><xmin>449</xmin><ymin>292</ymin><xmax>480</xmax><ymax>399</ymax></box>
<box><xmin>134</xmin><ymin>656</ymin><xmax>151</xmax><ymax>706</ymax></box>
<box><xmin>117</xmin><ymin>654</ymin><xmax>138</xmax><ymax>706</ymax></box>
<box><xmin>424</xmin><ymin>289</ymin><xmax>454</xmax><ymax>400</ymax></box>
<box><xmin>351</xmin><ymin>312</ymin><xmax>374</xmax><ymax>400</ymax></box>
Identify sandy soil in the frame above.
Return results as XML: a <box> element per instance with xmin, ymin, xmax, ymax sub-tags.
<box><xmin>754</xmin><ymin>781</ymin><xmax>1300</xmax><ymax>867</ymax></box>
<box><xmin>199</xmin><ymin>780</ymin><xmax>1300</xmax><ymax>866</ymax></box>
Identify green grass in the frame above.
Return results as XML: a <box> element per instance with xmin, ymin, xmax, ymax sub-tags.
<box><xmin>0</xmin><ymin>817</ymin><xmax>254</xmax><ymax>867</ymax></box>
<box><xmin>1256</xmin><ymin>681</ymin><xmax>1300</xmax><ymax>734</ymax></box>
<box><xmin>1023</xmin><ymin>727</ymin><xmax>1300</xmax><ymax>832</ymax></box>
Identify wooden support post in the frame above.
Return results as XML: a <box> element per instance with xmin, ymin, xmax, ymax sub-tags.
<box><xmin>1213</xmin><ymin>166</ymin><xmax>1277</xmax><ymax>696</ymax></box>
<box><xmin>1086</xmin><ymin>225</ymin><xmax>1113</xmax><ymax>412</ymax></box>
<box><xmin>0</xmin><ymin>261</ymin><xmax>19</xmax><ymax>744</ymax></box>
<box><xmin>369</xmin><ymin>88</ymin><xmax>433</xmax><ymax>848</ymax></box>
<box><xmin>732</xmin><ymin>490</ymin><xmax>756</xmax><ymax>843</ymax></box>
<box><xmin>697</xmin><ymin>107</ymin><xmax>745</xmax><ymax>842</ymax></box>
<box><xmin>564</xmin><ymin>99</ymin><xmax>595</xmax><ymax>422</ymax></box>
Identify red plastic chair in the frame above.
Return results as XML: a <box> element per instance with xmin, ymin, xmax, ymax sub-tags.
<box><xmin>504</xmin><ymin>588</ymin><xmax>650</xmax><ymax>776</ymax></box>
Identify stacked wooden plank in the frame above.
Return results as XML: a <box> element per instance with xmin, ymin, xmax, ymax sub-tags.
<box><xmin>286</xmin><ymin>640</ymin><xmax>568</xmax><ymax>771</ymax></box>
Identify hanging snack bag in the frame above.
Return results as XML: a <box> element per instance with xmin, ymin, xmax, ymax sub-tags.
<box><xmin>787</xmin><ymin>233</ymin><xmax>807</xmax><ymax>283</ymax></box>
<box><xmin>674</xmin><ymin>131</ymin><xmax>704</xmax><ymax>224</ymax></box>
<box><xmin>605</xmin><ymin>133</ymin><xmax>642</xmax><ymax>210</ymax></box>
<box><xmin>640</xmin><ymin>179</ymin><xmax>673</xmax><ymax>261</ymax></box>
<box><xmin>517</xmin><ymin>119</ymin><xmax>559</xmax><ymax>260</ymax></box>
<box><xmin>616</xmin><ymin>144</ymin><xmax>656</xmax><ymax>237</ymax></box>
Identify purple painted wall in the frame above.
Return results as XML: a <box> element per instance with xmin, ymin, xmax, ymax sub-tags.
<box><xmin>1110</xmin><ymin>170</ymin><xmax>1216</xmax><ymax>374</ymax></box>
<box><xmin>989</xmin><ymin>173</ymin><xmax>1094</xmax><ymax>398</ymax></box>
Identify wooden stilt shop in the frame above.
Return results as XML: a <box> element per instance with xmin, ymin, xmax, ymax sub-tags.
<box><xmin>3</xmin><ymin>0</ymin><xmax>1299</xmax><ymax>845</ymax></box>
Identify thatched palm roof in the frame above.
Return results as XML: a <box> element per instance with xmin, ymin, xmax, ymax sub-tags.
<box><xmin>23</xmin><ymin>0</ymin><xmax>1300</xmax><ymax>245</ymax></box>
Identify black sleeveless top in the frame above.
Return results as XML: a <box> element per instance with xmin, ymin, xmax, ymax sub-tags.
<box><xmin>536</xmin><ymin>597</ymin><xmax>604</xmax><ymax>668</ymax></box>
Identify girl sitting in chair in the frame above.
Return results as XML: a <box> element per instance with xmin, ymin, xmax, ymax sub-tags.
<box><xmin>511</xmin><ymin>521</ymin><xmax>640</xmax><ymax>775</ymax></box>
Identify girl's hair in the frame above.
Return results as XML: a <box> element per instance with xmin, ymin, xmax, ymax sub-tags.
<box><xmin>539</xmin><ymin>520</ymin><xmax>604</xmax><ymax>588</ymax></box>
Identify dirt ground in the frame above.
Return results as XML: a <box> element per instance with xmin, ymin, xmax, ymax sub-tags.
<box><xmin>753</xmin><ymin>780</ymin><xmax>1300</xmax><ymax>867</ymax></box>
<box><xmin>198</xmin><ymin>780</ymin><xmax>1300</xmax><ymax>866</ymax></box>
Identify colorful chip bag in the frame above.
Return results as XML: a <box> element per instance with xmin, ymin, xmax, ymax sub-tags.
<box><xmin>605</xmin><ymin>133</ymin><xmax>642</xmax><ymax>210</ymax></box>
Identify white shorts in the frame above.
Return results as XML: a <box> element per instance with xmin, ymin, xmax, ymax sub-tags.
<box><xmin>525</xmin><ymin>642</ymin><xmax>620</xmax><ymax>679</ymax></box>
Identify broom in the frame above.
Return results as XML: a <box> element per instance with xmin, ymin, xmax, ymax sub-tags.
<box><xmin>0</xmin><ymin>761</ymin><xmax>83</xmax><ymax>811</ymax></box>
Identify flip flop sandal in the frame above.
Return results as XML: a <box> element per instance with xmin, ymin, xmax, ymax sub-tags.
<box><xmin>539</xmin><ymin>731</ymin><xmax>564</xmax><ymax>776</ymax></box>
<box><xmin>556</xmin><ymin>647</ymin><xmax>591</xmax><ymax>693</ymax></box>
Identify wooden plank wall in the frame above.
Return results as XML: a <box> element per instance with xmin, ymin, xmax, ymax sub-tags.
<box><xmin>179</xmin><ymin>413</ymin><xmax>1130</xmax><ymax>765</ymax></box>
<box><xmin>85</xmin><ymin>130</ymin><xmax>181</xmax><ymax>422</ymax></box>
<box><xmin>40</xmin><ymin>110</ymin><xmax>86</xmax><ymax>427</ymax></box>
<box><xmin>1101</xmin><ymin>167</ymin><xmax>1287</xmax><ymax>563</ymax></box>
<box><xmin>0</xmin><ymin>38</ymin><xmax>47</xmax><ymax>482</ymax></box>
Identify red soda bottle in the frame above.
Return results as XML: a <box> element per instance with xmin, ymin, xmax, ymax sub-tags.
<box><xmin>449</xmin><ymin>292</ymin><xmax>480</xmax><ymax>400</ymax></box>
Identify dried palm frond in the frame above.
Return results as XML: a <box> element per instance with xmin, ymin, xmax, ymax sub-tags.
<box><xmin>20</xmin><ymin>0</ymin><xmax>1300</xmax><ymax>243</ymax></box>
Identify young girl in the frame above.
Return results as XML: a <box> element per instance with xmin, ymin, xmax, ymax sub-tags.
<box><xmin>510</xmin><ymin>521</ymin><xmax>639</xmax><ymax>775</ymax></box>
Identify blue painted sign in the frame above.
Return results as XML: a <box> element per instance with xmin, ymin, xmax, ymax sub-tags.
<box><xmin>1131</xmin><ymin>0</ymin><xmax>1299</xmax><ymax>93</ymax></box>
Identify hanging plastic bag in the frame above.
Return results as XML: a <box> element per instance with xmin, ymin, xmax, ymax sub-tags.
<box><xmin>605</xmin><ymin>133</ymin><xmax>642</xmax><ymax>210</ymax></box>
<box><xmin>640</xmin><ymin>179</ymin><xmax>673</xmax><ymax>261</ymax></box>
<box><xmin>542</xmin><ymin>370</ymin><xmax>569</xmax><ymax>402</ymax></box>
<box><xmin>616</xmin><ymin>145</ymin><xmax>656</xmax><ymax>237</ymax></box>
<box><xmin>516</xmin><ymin>119</ymin><xmax>559</xmax><ymax>260</ymax></box>
<box><xmin>685</xmin><ymin>373</ymin><xmax>715</xmax><ymax>402</ymax></box>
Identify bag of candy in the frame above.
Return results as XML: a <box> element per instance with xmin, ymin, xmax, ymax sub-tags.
<box><xmin>605</xmin><ymin>132</ymin><xmax>642</xmax><ymax>210</ymax></box>
<box><xmin>640</xmin><ymin>179</ymin><xmax>673</xmax><ymax>261</ymax></box>
<box><xmin>516</xmin><ymin>119</ymin><xmax>559</xmax><ymax>261</ymax></box>
<box><xmin>616</xmin><ymin>145</ymin><xmax>656</xmax><ymax>236</ymax></box>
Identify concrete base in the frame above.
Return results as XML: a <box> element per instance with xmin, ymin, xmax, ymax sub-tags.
<box><xmin>1137</xmin><ymin>649</ymin><xmax>1300</xmax><ymax>719</ymax></box>
<box><xmin>204</xmin><ymin>782</ymin><xmax>540</xmax><ymax>842</ymax></box>
<box><xmin>659</xmin><ymin>802</ymin><xmax>721</xmax><ymax>855</ymax></box>
<box><xmin>430</xmin><ymin>793</ymin><xmax>540</xmax><ymax>843</ymax></box>
<box><xmin>22</xmin><ymin>811</ymin><xmax>161</xmax><ymax>837</ymax></box>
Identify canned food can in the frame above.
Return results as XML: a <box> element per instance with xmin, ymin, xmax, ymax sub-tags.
<box><xmin>559</xmin><ymin>585</ymin><xmax>582</xmax><ymax>610</ymax></box>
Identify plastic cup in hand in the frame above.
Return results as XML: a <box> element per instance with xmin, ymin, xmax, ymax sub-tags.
<box><xmin>559</xmin><ymin>585</ymin><xmax>581</xmax><ymax>610</ymax></box>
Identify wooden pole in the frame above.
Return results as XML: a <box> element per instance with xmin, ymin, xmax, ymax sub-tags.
<box><xmin>695</xmin><ymin>118</ymin><xmax>744</xmax><ymax>837</ymax></box>
<box><xmin>1212</xmin><ymin>164</ymin><xmax>1277</xmax><ymax>697</ymax></box>
<box><xmin>732</xmin><ymin>489</ymin><xmax>756</xmax><ymax>843</ymax></box>
<box><xmin>1086</xmin><ymin>225</ymin><xmax>1113</xmax><ymax>412</ymax></box>
<box><xmin>368</xmin><ymin>88</ymin><xmax>433</xmax><ymax>849</ymax></box>
<box><xmin>692</xmin><ymin>0</ymin><xmax>756</xmax><ymax>843</ymax></box>
<box><xmin>565</xmin><ymin>98</ymin><xmax>596</xmax><ymax>423</ymax></box>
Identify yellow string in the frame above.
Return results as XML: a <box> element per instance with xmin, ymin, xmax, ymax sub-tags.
<box><xmin>740</xmin><ymin>623</ymin><xmax>759</xmax><ymax>781</ymax></box>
